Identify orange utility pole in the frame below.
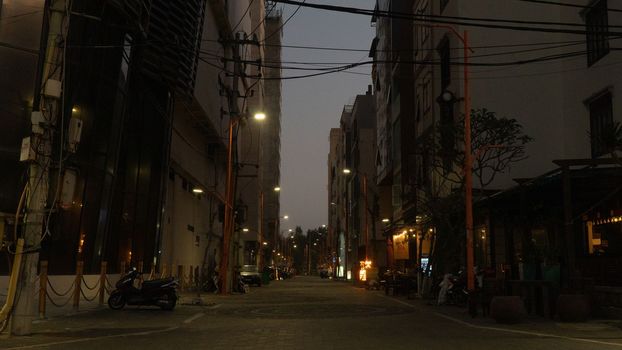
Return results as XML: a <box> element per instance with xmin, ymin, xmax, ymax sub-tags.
<box><xmin>463</xmin><ymin>30</ymin><xmax>474</xmax><ymax>292</ymax></box>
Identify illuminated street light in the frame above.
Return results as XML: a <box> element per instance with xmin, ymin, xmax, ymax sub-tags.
<box><xmin>382</xmin><ymin>218</ymin><xmax>390</xmax><ymax>223</ymax></box>
<box><xmin>274</xmin><ymin>187</ymin><xmax>281</xmax><ymax>192</ymax></box>
<box><xmin>343</xmin><ymin>168</ymin><xmax>351</xmax><ymax>175</ymax></box>
<box><xmin>283</xmin><ymin>215</ymin><xmax>289</xmax><ymax>220</ymax></box>
<box><xmin>254</xmin><ymin>112</ymin><xmax>266</xmax><ymax>121</ymax></box>
<box><xmin>263</xmin><ymin>242</ymin><xmax>268</xmax><ymax>246</ymax></box>
<box><xmin>242</xmin><ymin>228</ymin><xmax>249</xmax><ymax>232</ymax></box>
<box><xmin>192</xmin><ymin>187</ymin><xmax>204</xmax><ymax>194</ymax></box>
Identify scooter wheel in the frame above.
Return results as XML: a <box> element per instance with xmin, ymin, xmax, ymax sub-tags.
<box><xmin>108</xmin><ymin>291</ymin><xmax>126</xmax><ymax>310</ymax></box>
<box><xmin>160</xmin><ymin>292</ymin><xmax>177</xmax><ymax>311</ymax></box>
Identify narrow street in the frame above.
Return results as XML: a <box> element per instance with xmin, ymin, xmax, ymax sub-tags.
<box><xmin>2</xmin><ymin>277</ymin><xmax>621</xmax><ymax>350</ymax></box>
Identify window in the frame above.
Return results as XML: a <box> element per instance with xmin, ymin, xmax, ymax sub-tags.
<box><xmin>589</xmin><ymin>91</ymin><xmax>613</xmax><ymax>158</ymax></box>
<box><xmin>585</xmin><ymin>0</ymin><xmax>609</xmax><ymax>66</ymax></box>
<box><xmin>439</xmin><ymin>39</ymin><xmax>451</xmax><ymax>90</ymax></box>
<box><xmin>421</xmin><ymin>72</ymin><xmax>432</xmax><ymax>113</ymax></box>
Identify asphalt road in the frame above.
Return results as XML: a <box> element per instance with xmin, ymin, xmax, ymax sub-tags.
<box><xmin>2</xmin><ymin>276</ymin><xmax>622</xmax><ymax>349</ymax></box>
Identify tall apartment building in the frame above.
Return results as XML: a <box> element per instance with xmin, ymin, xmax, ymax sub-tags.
<box><xmin>328</xmin><ymin>88</ymin><xmax>385</xmax><ymax>280</ymax></box>
<box><xmin>0</xmin><ymin>1</ymin><xmax>282</xmax><ymax>282</ymax></box>
<box><xmin>370</xmin><ymin>0</ymin><xmax>416</xmax><ymax>269</ymax></box>
<box><xmin>260</xmin><ymin>5</ymin><xmax>283</xmax><ymax>264</ymax></box>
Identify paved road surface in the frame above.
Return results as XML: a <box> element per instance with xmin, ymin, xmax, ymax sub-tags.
<box><xmin>2</xmin><ymin>276</ymin><xmax>622</xmax><ymax>349</ymax></box>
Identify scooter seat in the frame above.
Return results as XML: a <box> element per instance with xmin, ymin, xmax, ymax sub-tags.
<box><xmin>142</xmin><ymin>277</ymin><xmax>176</xmax><ymax>289</ymax></box>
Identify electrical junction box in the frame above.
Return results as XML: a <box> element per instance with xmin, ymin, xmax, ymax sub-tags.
<box><xmin>31</xmin><ymin>111</ymin><xmax>44</xmax><ymax>134</ymax></box>
<box><xmin>67</xmin><ymin>117</ymin><xmax>83</xmax><ymax>153</ymax></box>
<box><xmin>19</xmin><ymin>137</ymin><xmax>35</xmax><ymax>162</ymax></box>
<box><xmin>44</xmin><ymin>79</ymin><xmax>62</xmax><ymax>98</ymax></box>
<box><xmin>60</xmin><ymin>169</ymin><xmax>77</xmax><ymax>209</ymax></box>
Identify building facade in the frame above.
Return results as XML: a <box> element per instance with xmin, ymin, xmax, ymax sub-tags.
<box><xmin>0</xmin><ymin>0</ymin><xmax>282</xmax><ymax>284</ymax></box>
<box><xmin>409</xmin><ymin>0</ymin><xmax>622</xmax><ymax>291</ymax></box>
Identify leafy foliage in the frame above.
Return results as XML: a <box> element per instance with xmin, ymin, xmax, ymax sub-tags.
<box><xmin>415</xmin><ymin>108</ymin><xmax>532</xmax><ymax>276</ymax></box>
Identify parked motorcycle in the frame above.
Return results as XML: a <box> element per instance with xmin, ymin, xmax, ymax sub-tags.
<box><xmin>108</xmin><ymin>268</ymin><xmax>179</xmax><ymax>310</ymax></box>
<box><xmin>446</xmin><ymin>271</ymin><xmax>469</xmax><ymax>306</ymax></box>
<box><xmin>202</xmin><ymin>272</ymin><xmax>220</xmax><ymax>294</ymax></box>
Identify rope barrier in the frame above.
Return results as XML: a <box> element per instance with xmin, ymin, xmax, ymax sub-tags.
<box><xmin>105</xmin><ymin>276</ymin><xmax>115</xmax><ymax>290</ymax></box>
<box><xmin>46</xmin><ymin>279</ymin><xmax>75</xmax><ymax>297</ymax></box>
<box><xmin>79</xmin><ymin>288</ymin><xmax>98</xmax><ymax>302</ymax></box>
<box><xmin>45</xmin><ymin>290</ymin><xmax>73</xmax><ymax>308</ymax></box>
<box><xmin>81</xmin><ymin>276</ymin><xmax>100</xmax><ymax>291</ymax></box>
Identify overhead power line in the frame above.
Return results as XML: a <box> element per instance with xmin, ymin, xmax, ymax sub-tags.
<box><xmin>271</xmin><ymin>0</ymin><xmax>622</xmax><ymax>36</ymax></box>
<box><xmin>517</xmin><ymin>0</ymin><xmax>622</xmax><ymax>13</ymax></box>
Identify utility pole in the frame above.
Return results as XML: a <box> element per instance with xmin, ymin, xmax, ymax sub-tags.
<box><xmin>219</xmin><ymin>32</ymin><xmax>259</xmax><ymax>294</ymax></box>
<box><xmin>13</xmin><ymin>0</ymin><xmax>67</xmax><ymax>335</ymax></box>
<box><xmin>219</xmin><ymin>34</ymin><xmax>241</xmax><ymax>294</ymax></box>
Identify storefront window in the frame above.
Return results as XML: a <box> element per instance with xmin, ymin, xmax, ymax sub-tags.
<box><xmin>587</xmin><ymin>216</ymin><xmax>622</xmax><ymax>256</ymax></box>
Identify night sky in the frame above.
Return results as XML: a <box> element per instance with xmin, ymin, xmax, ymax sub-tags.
<box><xmin>279</xmin><ymin>0</ymin><xmax>375</xmax><ymax>232</ymax></box>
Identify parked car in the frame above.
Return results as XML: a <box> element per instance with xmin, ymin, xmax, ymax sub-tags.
<box><xmin>239</xmin><ymin>265</ymin><xmax>262</xmax><ymax>286</ymax></box>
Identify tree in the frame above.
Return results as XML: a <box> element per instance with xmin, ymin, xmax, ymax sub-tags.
<box><xmin>416</xmin><ymin>108</ymin><xmax>533</xmax><ymax>277</ymax></box>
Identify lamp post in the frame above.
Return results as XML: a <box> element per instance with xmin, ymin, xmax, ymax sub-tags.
<box><xmin>433</xmin><ymin>25</ymin><xmax>474</xmax><ymax>291</ymax></box>
<box><xmin>220</xmin><ymin>112</ymin><xmax>266</xmax><ymax>294</ymax></box>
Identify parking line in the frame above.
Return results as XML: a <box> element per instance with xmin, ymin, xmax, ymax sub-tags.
<box><xmin>377</xmin><ymin>294</ymin><xmax>622</xmax><ymax>348</ymax></box>
<box><xmin>3</xmin><ymin>326</ymin><xmax>179</xmax><ymax>350</ymax></box>
<box><xmin>183</xmin><ymin>312</ymin><xmax>205</xmax><ymax>324</ymax></box>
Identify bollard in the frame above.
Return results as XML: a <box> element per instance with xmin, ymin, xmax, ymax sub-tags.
<box><xmin>178</xmin><ymin>265</ymin><xmax>184</xmax><ymax>291</ymax></box>
<box><xmin>99</xmin><ymin>261</ymin><xmax>107</xmax><ymax>306</ymax></box>
<box><xmin>188</xmin><ymin>266</ymin><xmax>194</xmax><ymax>291</ymax></box>
<box><xmin>194</xmin><ymin>266</ymin><xmax>200</xmax><ymax>290</ymax></box>
<box><xmin>73</xmin><ymin>261</ymin><xmax>84</xmax><ymax>310</ymax></box>
<box><xmin>38</xmin><ymin>261</ymin><xmax>48</xmax><ymax>319</ymax></box>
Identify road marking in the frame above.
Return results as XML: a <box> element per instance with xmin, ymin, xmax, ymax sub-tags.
<box><xmin>377</xmin><ymin>294</ymin><xmax>622</xmax><ymax>348</ymax></box>
<box><xmin>3</xmin><ymin>326</ymin><xmax>179</xmax><ymax>350</ymax></box>
<box><xmin>183</xmin><ymin>312</ymin><xmax>205</xmax><ymax>324</ymax></box>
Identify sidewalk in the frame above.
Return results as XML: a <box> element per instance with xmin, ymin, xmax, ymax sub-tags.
<box><xmin>374</xmin><ymin>289</ymin><xmax>622</xmax><ymax>346</ymax></box>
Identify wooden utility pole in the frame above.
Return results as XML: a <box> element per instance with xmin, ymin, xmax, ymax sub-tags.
<box><xmin>13</xmin><ymin>0</ymin><xmax>67</xmax><ymax>335</ymax></box>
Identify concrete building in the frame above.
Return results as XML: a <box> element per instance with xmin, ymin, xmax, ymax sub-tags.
<box><xmin>162</xmin><ymin>0</ymin><xmax>283</xmax><ymax>280</ymax></box>
<box><xmin>0</xmin><ymin>0</ymin><xmax>282</xmax><ymax>285</ymax></box>
<box><xmin>410</xmin><ymin>0</ymin><xmax>622</xmax><ymax>291</ymax></box>
<box><xmin>260</xmin><ymin>5</ymin><xmax>284</xmax><ymax>266</ymax></box>
<box><xmin>328</xmin><ymin>87</ymin><xmax>385</xmax><ymax>280</ymax></box>
<box><xmin>344</xmin><ymin>88</ymin><xmax>386</xmax><ymax>277</ymax></box>
<box><xmin>328</xmin><ymin>127</ymin><xmax>343</xmax><ymax>276</ymax></box>
<box><xmin>370</xmin><ymin>0</ymin><xmax>417</xmax><ymax>270</ymax></box>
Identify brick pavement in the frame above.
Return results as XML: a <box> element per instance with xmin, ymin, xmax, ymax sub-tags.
<box><xmin>0</xmin><ymin>277</ymin><xmax>621</xmax><ymax>349</ymax></box>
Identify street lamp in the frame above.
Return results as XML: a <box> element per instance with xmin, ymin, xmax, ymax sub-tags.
<box><xmin>220</xmin><ymin>111</ymin><xmax>266</xmax><ymax>294</ymax></box>
<box><xmin>254</xmin><ymin>112</ymin><xmax>266</xmax><ymax>121</ymax></box>
<box><xmin>274</xmin><ymin>186</ymin><xmax>281</xmax><ymax>192</ymax></box>
<box><xmin>429</xmin><ymin>24</ymin><xmax>474</xmax><ymax>291</ymax></box>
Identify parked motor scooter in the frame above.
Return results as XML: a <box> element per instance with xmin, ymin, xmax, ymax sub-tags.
<box><xmin>108</xmin><ymin>268</ymin><xmax>179</xmax><ymax>310</ymax></box>
<box><xmin>446</xmin><ymin>270</ymin><xmax>468</xmax><ymax>306</ymax></box>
